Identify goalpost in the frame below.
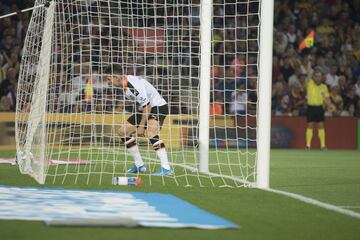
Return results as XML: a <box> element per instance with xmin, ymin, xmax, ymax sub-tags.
<box><xmin>16</xmin><ymin>0</ymin><xmax>273</xmax><ymax>187</ymax></box>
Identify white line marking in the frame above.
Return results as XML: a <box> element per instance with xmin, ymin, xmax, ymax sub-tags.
<box><xmin>169</xmin><ymin>159</ymin><xmax>360</xmax><ymax>219</ymax></box>
<box><xmin>91</xmin><ymin>148</ymin><xmax>360</xmax><ymax>219</ymax></box>
<box><xmin>337</xmin><ymin>206</ymin><xmax>360</xmax><ymax>209</ymax></box>
<box><xmin>179</xmin><ymin>168</ymin><xmax>360</xmax><ymax>219</ymax></box>
<box><xmin>265</xmin><ymin>188</ymin><xmax>360</xmax><ymax>219</ymax></box>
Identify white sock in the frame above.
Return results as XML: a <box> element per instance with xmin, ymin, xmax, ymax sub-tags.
<box><xmin>127</xmin><ymin>145</ymin><xmax>144</xmax><ymax>167</ymax></box>
<box><xmin>156</xmin><ymin>148</ymin><xmax>170</xmax><ymax>170</ymax></box>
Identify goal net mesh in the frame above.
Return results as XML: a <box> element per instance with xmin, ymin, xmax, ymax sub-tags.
<box><xmin>16</xmin><ymin>0</ymin><xmax>260</xmax><ymax>186</ymax></box>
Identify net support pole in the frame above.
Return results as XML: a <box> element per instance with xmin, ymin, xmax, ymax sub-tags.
<box><xmin>0</xmin><ymin>4</ymin><xmax>44</xmax><ymax>20</ymax></box>
<box><xmin>198</xmin><ymin>0</ymin><xmax>212</xmax><ymax>173</ymax></box>
<box><xmin>256</xmin><ymin>0</ymin><xmax>274</xmax><ymax>189</ymax></box>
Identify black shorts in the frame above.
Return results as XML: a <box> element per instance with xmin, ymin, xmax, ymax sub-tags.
<box><xmin>127</xmin><ymin>104</ymin><xmax>168</xmax><ymax>128</ymax></box>
<box><xmin>306</xmin><ymin>105</ymin><xmax>325</xmax><ymax>123</ymax></box>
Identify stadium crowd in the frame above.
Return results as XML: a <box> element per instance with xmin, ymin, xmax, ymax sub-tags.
<box><xmin>271</xmin><ymin>0</ymin><xmax>360</xmax><ymax>117</ymax></box>
<box><xmin>0</xmin><ymin>0</ymin><xmax>31</xmax><ymax>111</ymax></box>
<box><xmin>0</xmin><ymin>0</ymin><xmax>359</xmax><ymax>117</ymax></box>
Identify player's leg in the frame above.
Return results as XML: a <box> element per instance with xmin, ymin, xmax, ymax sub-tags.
<box><xmin>306</xmin><ymin>122</ymin><xmax>314</xmax><ymax>149</ymax></box>
<box><xmin>147</xmin><ymin>105</ymin><xmax>172</xmax><ymax>175</ymax></box>
<box><xmin>314</xmin><ymin>106</ymin><xmax>326</xmax><ymax>150</ymax></box>
<box><xmin>306</xmin><ymin>106</ymin><xmax>314</xmax><ymax>149</ymax></box>
<box><xmin>119</xmin><ymin>114</ymin><xmax>146</xmax><ymax>173</ymax></box>
<box><xmin>317</xmin><ymin>121</ymin><xmax>326</xmax><ymax>149</ymax></box>
<box><xmin>317</xmin><ymin>105</ymin><xmax>327</xmax><ymax>150</ymax></box>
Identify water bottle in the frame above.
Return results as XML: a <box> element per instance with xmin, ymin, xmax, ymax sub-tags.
<box><xmin>112</xmin><ymin>177</ymin><xmax>142</xmax><ymax>186</ymax></box>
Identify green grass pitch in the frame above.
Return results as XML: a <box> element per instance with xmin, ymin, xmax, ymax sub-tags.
<box><xmin>0</xmin><ymin>149</ymin><xmax>359</xmax><ymax>240</ymax></box>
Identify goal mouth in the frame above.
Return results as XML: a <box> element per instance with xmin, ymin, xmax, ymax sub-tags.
<box><xmin>16</xmin><ymin>0</ymin><xmax>269</xmax><ymax>187</ymax></box>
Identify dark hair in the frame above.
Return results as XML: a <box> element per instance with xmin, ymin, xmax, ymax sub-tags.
<box><xmin>313</xmin><ymin>66</ymin><xmax>323</xmax><ymax>74</ymax></box>
<box><xmin>313</xmin><ymin>69</ymin><xmax>322</xmax><ymax>76</ymax></box>
<box><xmin>104</xmin><ymin>64</ymin><xmax>124</xmax><ymax>75</ymax></box>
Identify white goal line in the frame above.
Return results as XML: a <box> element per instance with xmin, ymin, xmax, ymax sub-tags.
<box><xmin>139</xmin><ymin>147</ymin><xmax>360</xmax><ymax>220</ymax></box>
<box><xmin>266</xmin><ymin>188</ymin><xmax>360</xmax><ymax>220</ymax></box>
<box><xmin>336</xmin><ymin>206</ymin><xmax>360</xmax><ymax>209</ymax></box>
<box><xmin>146</xmin><ymin>151</ymin><xmax>360</xmax><ymax>220</ymax></box>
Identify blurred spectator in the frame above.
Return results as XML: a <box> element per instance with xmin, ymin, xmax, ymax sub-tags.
<box><xmin>344</xmin><ymin>66</ymin><xmax>355</xmax><ymax>83</ymax></box>
<box><xmin>343</xmin><ymin>86</ymin><xmax>358</xmax><ymax>111</ymax></box>
<box><xmin>0</xmin><ymin>67</ymin><xmax>17</xmax><ymax>96</ymax></box>
<box><xmin>229</xmin><ymin>84</ymin><xmax>246</xmax><ymax>115</ymax></box>
<box><xmin>0</xmin><ymin>54</ymin><xmax>7</xmax><ymax>82</ymax></box>
<box><xmin>285</xmin><ymin>25</ymin><xmax>298</xmax><ymax>45</ymax></box>
<box><xmin>58</xmin><ymin>83</ymin><xmax>78</xmax><ymax>113</ymax></box>
<box><xmin>326</xmin><ymin>85</ymin><xmax>344</xmax><ymax>116</ymax></box>
<box><xmin>354</xmin><ymin>99</ymin><xmax>360</xmax><ymax>117</ymax></box>
<box><xmin>230</xmin><ymin>57</ymin><xmax>245</xmax><ymax>79</ymax></box>
<box><xmin>288</xmin><ymin>66</ymin><xmax>303</xmax><ymax>87</ymax></box>
<box><xmin>210</xmin><ymin>103</ymin><xmax>223</xmax><ymax>116</ymax></box>
<box><xmin>337</xmin><ymin>75</ymin><xmax>348</xmax><ymax>97</ymax></box>
<box><xmin>275</xmin><ymin>95</ymin><xmax>292</xmax><ymax>116</ymax></box>
<box><xmin>272</xmin><ymin>80</ymin><xmax>288</xmax><ymax>113</ymax></box>
<box><xmin>5</xmin><ymin>80</ymin><xmax>16</xmax><ymax>111</ymax></box>
<box><xmin>317</xmin><ymin>18</ymin><xmax>335</xmax><ymax>37</ymax></box>
<box><xmin>223</xmin><ymin>61</ymin><xmax>246</xmax><ymax>113</ymax></box>
<box><xmin>273</xmin><ymin>30</ymin><xmax>288</xmax><ymax>56</ymax></box>
<box><xmin>315</xmin><ymin>55</ymin><xmax>330</xmax><ymax>75</ymax></box>
<box><xmin>325</xmin><ymin>64</ymin><xmax>339</xmax><ymax>87</ymax></box>
<box><xmin>288</xmin><ymin>83</ymin><xmax>306</xmax><ymax>116</ymax></box>
<box><xmin>279</xmin><ymin>57</ymin><xmax>295</xmax><ymax>83</ymax></box>
<box><xmin>355</xmin><ymin>76</ymin><xmax>360</xmax><ymax>98</ymax></box>
<box><xmin>0</xmin><ymin>96</ymin><xmax>11</xmax><ymax>111</ymax></box>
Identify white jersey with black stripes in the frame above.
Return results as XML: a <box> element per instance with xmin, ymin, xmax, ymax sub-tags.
<box><xmin>124</xmin><ymin>75</ymin><xmax>167</xmax><ymax>108</ymax></box>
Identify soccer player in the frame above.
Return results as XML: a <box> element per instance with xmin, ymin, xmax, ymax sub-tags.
<box><xmin>105</xmin><ymin>65</ymin><xmax>173</xmax><ymax>175</ymax></box>
<box><xmin>305</xmin><ymin>57</ymin><xmax>330</xmax><ymax>150</ymax></box>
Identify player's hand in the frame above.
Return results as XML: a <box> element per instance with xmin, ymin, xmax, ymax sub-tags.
<box><xmin>307</xmin><ymin>55</ymin><xmax>313</xmax><ymax>62</ymax></box>
<box><xmin>137</xmin><ymin>127</ymin><xmax>145</xmax><ymax>137</ymax></box>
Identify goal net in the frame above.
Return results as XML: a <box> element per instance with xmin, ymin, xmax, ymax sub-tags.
<box><xmin>16</xmin><ymin>0</ymin><xmax>271</xmax><ymax>187</ymax></box>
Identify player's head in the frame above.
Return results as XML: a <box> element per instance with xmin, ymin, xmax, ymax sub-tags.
<box><xmin>104</xmin><ymin>64</ymin><xmax>125</xmax><ymax>87</ymax></box>
<box><xmin>312</xmin><ymin>69</ymin><xmax>323</xmax><ymax>85</ymax></box>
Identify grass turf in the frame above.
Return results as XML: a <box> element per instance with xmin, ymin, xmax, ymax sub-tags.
<box><xmin>0</xmin><ymin>149</ymin><xmax>359</xmax><ymax>240</ymax></box>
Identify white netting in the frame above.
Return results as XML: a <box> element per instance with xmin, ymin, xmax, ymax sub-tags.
<box><xmin>16</xmin><ymin>0</ymin><xmax>261</xmax><ymax>186</ymax></box>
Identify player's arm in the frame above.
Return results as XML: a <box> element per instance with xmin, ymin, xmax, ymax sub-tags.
<box><xmin>134</xmin><ymin>82</ymin><xmax>151</xmax><ymax>136</ymax></box>
<box><xmin>324</xmin><ymin>96</ymin><xmax>331</xmax><ymax>109</ymax></box>
<box><xmin>323</xmin><ymin>87</ymin><xmax>331</xmax><ymax>109</ymax></box>
<box><xmin>137</xmin><ymin>103</ymin><xmax>151</xmax><ymax>136</ymax></box>
<box><xmin>306</xmin><ymin>55</ymin><xmax>313</xmax><ymax>81</ymax></box>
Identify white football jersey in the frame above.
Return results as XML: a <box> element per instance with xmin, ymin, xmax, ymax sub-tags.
<box><xmin>124</xmin><ymin>75</ymin><xmax>167</xmax><ymax>108</ymax></box>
